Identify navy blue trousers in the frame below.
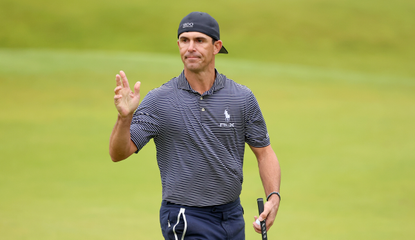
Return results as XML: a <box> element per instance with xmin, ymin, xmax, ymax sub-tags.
<box><xmin>159</xmin><ymin>198</ymin><xmax>245</xmax><ymax>240</ymax></box>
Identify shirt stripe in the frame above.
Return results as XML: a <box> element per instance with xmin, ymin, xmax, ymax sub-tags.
<box><xmin>130</xmin><ymin>70</ymin><xmax>270</xmax><ymax>206</ymax></box>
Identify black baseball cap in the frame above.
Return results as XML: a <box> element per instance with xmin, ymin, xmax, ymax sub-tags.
<box><xmin>178</xmin><ymin>12</ymin><xmax>228</xmax><ymax>54</ymax></box>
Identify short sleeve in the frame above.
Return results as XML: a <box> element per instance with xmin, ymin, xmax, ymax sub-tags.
<box><xmin>130</xmin><ymin>92</ymin><xmax>160</xmax><ymax>153</ymax></box>
<box><xmin>244</xmin><ymin>91</ymin><xmax>270</xmax><ymax>147</ymax></box>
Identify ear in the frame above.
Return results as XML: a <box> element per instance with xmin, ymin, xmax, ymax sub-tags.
<box><xmin>213</xmin><ymin>40</ymin><xmax>223</xmax><ymax>55</ymax></box>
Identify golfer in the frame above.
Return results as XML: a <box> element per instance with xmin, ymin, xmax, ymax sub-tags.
<box><xmin>109</xmin><ymin>11</ymin><xmax>281</xmax><ymax>240</ymax></box>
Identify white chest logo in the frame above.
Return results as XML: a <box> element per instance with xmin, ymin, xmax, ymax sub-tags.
<box><xmin>220</xmin><ymin>109</ymin><xmax>234</xmax><ymax>127</ymax></box>
<box><xmin>224</xmin><ymin>110</ymin><xmax>231</xmax><ymax>122</ymax></box>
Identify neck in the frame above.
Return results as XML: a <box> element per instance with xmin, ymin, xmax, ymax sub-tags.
<box><xmin>184</xmin><ymin>67</ymin><xmax>216</xmax><ymax>95</ymax></box>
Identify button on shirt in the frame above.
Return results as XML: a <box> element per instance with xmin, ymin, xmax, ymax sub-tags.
<box><xmin>130</xmin><ymin>70</ymin><xmax>270</xmax><ymax>207</ymax></box>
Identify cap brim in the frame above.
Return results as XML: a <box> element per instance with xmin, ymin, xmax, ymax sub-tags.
<box><xmin>219</xmin><ymin>45</ymin><xmax>228</xmax><ymax>54</ymax></box>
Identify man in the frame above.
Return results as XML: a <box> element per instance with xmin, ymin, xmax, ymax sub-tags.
<box><xmin>109</xmin><ymin>11</ymin><xmax>281</xmax><ymax>240</ymax></box>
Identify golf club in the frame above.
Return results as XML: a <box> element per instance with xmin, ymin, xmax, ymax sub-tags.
<box><xmin>257</xmin><ymin>198</ymin><xmax>267</xmax><ymax>240</ymax></box>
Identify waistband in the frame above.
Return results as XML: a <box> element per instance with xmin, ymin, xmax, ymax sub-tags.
<box><xmin>162</xmin><ymin>197</ymin><xmax>240</xmax><ymax>213</ymax></box>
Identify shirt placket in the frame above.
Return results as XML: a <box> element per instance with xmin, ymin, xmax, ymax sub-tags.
<box><xmin>199</xmin><ymin>95</ymin><xmax>207</xmax><ymax>123</ymax></box>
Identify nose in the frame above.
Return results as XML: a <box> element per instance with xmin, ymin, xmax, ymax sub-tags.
<box><xmin>188</xmin><ymin>40</ymin><xmax>196</xmax><ymax>52</ymax></box>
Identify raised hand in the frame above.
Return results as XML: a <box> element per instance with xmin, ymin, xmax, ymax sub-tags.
<box><xmin>114</xmin><ymin>71</ymin><xmax>141</xmax><ymax>118</ymax></box>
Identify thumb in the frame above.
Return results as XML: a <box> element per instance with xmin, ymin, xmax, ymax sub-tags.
<box><xmin>133</xmin><ymin>81</ymin><xmax>141</xmax><ymax>96</ymax></box>
<box><xmin>258</xmin><ymin>211</ymin><xmax>268</xmax><ymax>222</ymax></box>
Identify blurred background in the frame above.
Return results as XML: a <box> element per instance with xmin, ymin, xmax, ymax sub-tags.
<box><xmin>1</xmin><ymin>0</ymin><xmax>414</xmax><ymax>239</ymax></box>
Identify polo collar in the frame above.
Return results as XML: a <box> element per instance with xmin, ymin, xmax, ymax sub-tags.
<box><xmin>177</xmin><ymin>69</ymin><xmax>225</xmax><ymax>95</ymax></box>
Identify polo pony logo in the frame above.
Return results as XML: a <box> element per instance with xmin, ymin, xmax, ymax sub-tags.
<box><xmin>220</xmin><ymin>109</ymin><xmax>234</xmax><ymax>127</ymax></box>
<box><xmin>224</xmin><ymin>109</ymin><xmax>230</xmax><ymax>122</ymax></box>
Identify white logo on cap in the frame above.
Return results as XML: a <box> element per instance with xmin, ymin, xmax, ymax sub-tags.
<box><xmin>183</xmin><ymin>22</ymin><xmax>194</xmax><ymax>28</ymax></box>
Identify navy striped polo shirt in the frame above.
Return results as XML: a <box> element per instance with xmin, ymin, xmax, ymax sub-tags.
<box><xmin>130</xmin><ymin>70</ymin><xmax>270</xmax><ymax>207</ymax></box>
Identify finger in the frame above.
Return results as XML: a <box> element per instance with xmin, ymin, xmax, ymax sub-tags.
<box><xmin>253</xmin><ymin>225</ymin><xmax>261</xmax><ymax>234</ymax></box>
<box><xmin>253</xmin><ymin>223</ymin><xmax>261</xmax><ymax>233</ymax></box>
<box><xmin>120</xmin><ymin>70</ymin><xmax>130</xmax><ymax>89</ymax></box>
<box><xmin>259</xmin><ymin>212</ymin><xmax>268</xmax><ymax>222</ymax></box>
<box><xmin>115</xmin><ymin>74</ymin><xmax>122</xmax><ymax>87</ymax></box>
<box><xmin>114</xmin><ymin>95</ymin><xmax>123</xmax><ymax>106</ymax></box>
<box><xmin>262</xmin><ymin>212</ymin><xmax>275</xmax><ymax>232</ymax></box>
<box><xmin>133</xmin><ymin>81</ymin><xmax>141</xmax><ymax>96</ymax></box>
<box><xmin>253</xmin><ymin>216</ymin><xmax>261</xmax><ymax>233</ymax></box>
<box><xmin>114</xmin><ymin>86</ymin><xmax>122</xmax><ymax>95</ymax></box>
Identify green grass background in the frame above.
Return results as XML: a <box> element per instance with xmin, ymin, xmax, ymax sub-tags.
<box><xmin>1</xmin><ymin>0</ymin><xmax>414</xmax><ymax>239</ymax></box>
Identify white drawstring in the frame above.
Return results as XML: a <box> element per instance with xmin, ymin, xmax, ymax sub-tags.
<box><xmin>173</xmin><ymin>208</ymin><xmax>187</xmax><ymax>240</ymax></box>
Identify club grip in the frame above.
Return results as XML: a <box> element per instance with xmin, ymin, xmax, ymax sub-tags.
<box><xmin>257</xmin><ymin>198</ymin><xmax>268</xmax><ymax>240</ymax></box>
<box><xmin>257</xmin><ymin>198</ymin><xmax>265</xmax><ymax>214</ymax></box>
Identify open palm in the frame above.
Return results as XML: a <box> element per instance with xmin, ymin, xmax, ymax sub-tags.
<box><xmin>114</xmin><ymin>71</ymin><xmax>141</xmax><ymax>118</ymax></box>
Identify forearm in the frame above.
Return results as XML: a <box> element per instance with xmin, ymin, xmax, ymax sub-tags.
<box><xmin>109</xmin><ymin>114</ymin><xmax>134</xmax><ymax>162</ymax></box>
<box><xmin>251</xmin><ymin>145</ymin><xmax>281</xmax><ymax>232</ymax></box>
<box><xmin>258</xmin><ymin>148</ymin><xmax>281</xmax><ymax>202</ymax></box>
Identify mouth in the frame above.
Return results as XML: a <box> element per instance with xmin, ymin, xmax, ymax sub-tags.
<box><xmin>185</xmin><ymin>55</ymin><xmax>200</xmax><ymax>60</ymax></box>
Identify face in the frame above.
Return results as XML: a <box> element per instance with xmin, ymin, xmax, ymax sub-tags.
<box><xmin>178</xmin><ymin>32</ymin><xmax>222</xmax><ymax>73</ymax></box>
